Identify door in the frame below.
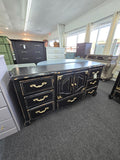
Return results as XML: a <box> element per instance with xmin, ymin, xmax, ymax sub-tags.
<box><xmin>74</xmin><ymin>71</ymin><xmax>87</xmax><ymax>93</ymax></box>
<box><xmin>57</xmin><ymin>73</ymin><xmax>73</xmax><ymax>99</ymax></box>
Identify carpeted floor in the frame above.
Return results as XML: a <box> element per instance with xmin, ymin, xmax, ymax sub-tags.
<box><xmin>0</xmin><ymin>81</ymin><xmax>120</xmax><ymax>160</ymax></box>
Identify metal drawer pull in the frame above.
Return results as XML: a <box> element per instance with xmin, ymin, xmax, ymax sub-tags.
<box><xmin>116</xmin><ymin>87</ymin><xmax>120</xmax><ymax>90</ymax></box>
<box><xmin>71</xmin><ymin>83</ymin><xmax>74</xmax><ymax>87</ymax></box>
<box><xmin>92</xmin><ymin>71</ymin><xmax>99</xmax><ymax>74</ymax></box>
<box><xmin>90</xmin><ymin>81</ymin><xmax>97</xmax><ymax>85</ymax></box>
<box><xmin>74</xmin><ymin>83</ymin><xmax>77</xmax><ymax>86</ymax></box>
<box><xmin>88</xmin><ymin>90</ymin><xmax>95</xmax><ymax>94</ymax></box>
<box><xmin>30</xmin><ymin>82</ymin><xmax>47</xmax><ymax>88</ymax></box>
<box><xmin>35</xmin><ymin>107</ymin><xmax>49</xmax><ymax>114</ymax></box>
<box><xmin>1</xmin><ymin>126</ymin><xmax>4</xmax><ymax>131</ymax></box>
<box><xmin>67</xmin><ymin>97</ymin><xmax>77</xmax><ymax>103</ymax></box>
<box><xmin>33</xmin><ymin>95</ymin><xmax>48</xmax><ymax>102</ymax></box>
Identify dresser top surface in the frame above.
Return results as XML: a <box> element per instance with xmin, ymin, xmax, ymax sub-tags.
<box><xmin>10</xmin><ymin>59</ymin><xmax>104</xmax><ymax>79</ymax></box>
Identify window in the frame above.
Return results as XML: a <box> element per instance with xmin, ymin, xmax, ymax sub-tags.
<box><xmin>66</xmin><ymin>35</ymin><xmax>77</xmax><ymax>52</ymax></box>
<box><xmin>110</xmin><ymin>22</ymin><xmax>120</xmax><ymax>56</ymax></box>
<box><xmin>49</xmin><ymin>40</ymin><xmax>59</xmax><ymax>47</ymax></box>
<box><xmin>90</xmin><ymin>23</ymin><xmax>111</xmax><ymax>55</ymax></box>
<box><xmin>77</xmin><ymin>32</ymin><xmax>85</xmax><ymax>43</ymax></box>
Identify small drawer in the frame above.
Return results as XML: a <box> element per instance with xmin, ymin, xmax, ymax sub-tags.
<box><xmin>19</xmin><ymin>76</ymin><xmax>54</xmax><ymax>96</ymax></box>
<box><xmin>0</xmin><ymin>92</ymin><xmax>7</xmax><ymax>108</ymax></box>
<box><xmin>86</xmin><ymin>88</ymin><xmax>97</xmax><ymax>96</ymax></box>
<box><xmin>27</xmin><ymin>103</ymin><xmax>54</xmax><ymax>120</ymax></box>
<box><xmin>87</xmin><ymin>79</ymin><xmax>99</xmax><ymax>89</ymax></box>
<box><xmin>57</xmin><ymin>94</ymin><xmax>82</xmax><ymax>109</ymax></box>
<box><xmin>89</xmin><ymin>68</ymin><xmax>102</xmax><ymax>79</ymax></box>
<box><xmin>24</xmin><ymin>90</ymin><xmax>54</xmax><ymax>109</ymax></box>
<box><xmin>0</xmin><ymin>107</ymin><xmax>12</xmax><ymax>122</ymax></box>
<box><xmin>0</xmin><ymin>119</ymin><xmax>15</xmax><ymax>134</ymax></box>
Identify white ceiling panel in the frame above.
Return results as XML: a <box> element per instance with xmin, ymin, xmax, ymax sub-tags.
<box><xmin>0</xmin><ymin>0</ymin><xmax>110</xmax><ymax>38</ymax></box>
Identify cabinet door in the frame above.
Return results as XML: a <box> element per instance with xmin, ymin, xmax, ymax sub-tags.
<box><xmin>74</xmin><ymin>71</ymin><xmax>87</xmax><ymax>93</ymax></box>
<box><xmin>57</xmin><ymin>73</ymin><xmax>73</xmax><ymax>99</ymax></box>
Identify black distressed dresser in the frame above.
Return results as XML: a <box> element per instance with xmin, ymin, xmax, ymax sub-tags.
<box><xmin>10</xmin><ymin>60</ymin><xmax>104</xmax><ymax>125</ymax></box>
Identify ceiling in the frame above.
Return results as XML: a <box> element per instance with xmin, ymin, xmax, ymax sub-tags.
<box><xmin>0</xmin><ymin>0</ymin><xmax>108</xmax><ymax>39</ymax></box>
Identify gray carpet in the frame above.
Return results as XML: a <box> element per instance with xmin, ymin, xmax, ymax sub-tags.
<box><xmin>0</xmin><ymin>81</ymin><xmax>120</xmax><ymax>160</ymax></box>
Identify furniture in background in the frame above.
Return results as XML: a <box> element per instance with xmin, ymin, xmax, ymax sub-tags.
<box><xmin>109</xmin><ymin>71</ymin><xmax>120</xmax><ymax>103</ymax></box>
<box><xmin>10</xmin><ymin>59</ymin><xmax>103</xmax><ymax>126</ymax></box>
<box><xmin>0</xmin><ymin>55</ymin><xmax>20</xmax><ymax>140</ymax></box>
<box><xmin>86</xmin><ymin>54</ymin><xmax>118</xmax><ymax>80</ymax></box>
<box><xmin>76</xmin><ymin>43</ymin><xmax>92</xmax><ymax>58</ymax></box>
<box><xmin>46</xmin><ymin>47</ymin><xmax>65</xmax><ymax>60</ymax></box>
<box><xmin>65</xmin><ymin>52</ymin><xmax>75</xmax><ymax>59</ymax></box>
<box><xmin>0</xmin><ymin>36</ymin><xmax>15</xmax><ymax>65</ymax></box>
<box><xmin>11</xmin><ymin>39</ymin><xmax>46</xmax><ymax>64</ymax></box>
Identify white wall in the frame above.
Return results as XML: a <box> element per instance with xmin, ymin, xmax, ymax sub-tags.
<box><xmin>65</xmin><ymin>0</ymin><xmax>120</xmax><ymax>33</ymax></box>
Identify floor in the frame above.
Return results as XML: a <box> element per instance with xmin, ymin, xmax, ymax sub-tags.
<box><xmin>0</xmin><ymin>81</ymin><xmax>120</xmax><ymax>160</ymax></box>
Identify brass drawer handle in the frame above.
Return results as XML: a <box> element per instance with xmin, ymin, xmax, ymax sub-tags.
<box><xmin>71</xmin><ymin>83</ymin><xmax>74</xmax><ymax>87</ymax></box>
<box><xmin>67</xmin><ymin>97</ymin><xmax>77</xmax><ymax>103</ymax></box>
<box><xmin>35</xmin><ymin>107</ymin><xmax>49</xmax><ymax>114</ymax></box>
<box><xmin>74</xmin><ymin>83</ymin><xmax>77</xmax><ymax>86</ymax></box>
<box><xmin>33</xmin><ymin>95</ymin><xmax>48</xmax><ymax>102</ymax></box>
<box><xmin>1</xmin><ymin>126</ymin><xmax>4</xmax><ymax>131</ymax></box>
<box><xmin>30</xmin><ymin>82</ymin><xmax>47</xmax><ymax>88</ymax></box>
<box><xmin>116</xmin><ymin>87</ymin><xmax>120</xmax><ymax>90</ymax></box>
<box><xmin>88</xmin><ymin>90</ymin><xmax>95</xmax><ymax>94</ymax></box>
<box><xmin>90</xmin><ymin>81</ymin><xmax>97</xmax><ymax>85</ymax></box>
<box><xmin>92</xmin><ymin>71</ymin><xmax>99</xmax><ymax>75</ymax></box>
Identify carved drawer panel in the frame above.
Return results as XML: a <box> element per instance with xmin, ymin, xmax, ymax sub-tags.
<box><xmin>27</xmin><ymin>103</ymin><xmax>54</xmax><ymax>120</ymax></box>
<box><xmin>87</xmin><ymin>79</ymin><xmax>99</xmax><ymax>89</ymax></box>
<box><xmin>86</xmin><ymin>87</ymin><xmax>97</xmax><ymax>96</ymax></box>
<box><xmin>57</xmin><ymin>94</ymin><xmax>82</xmax><ymax>109</ymax></box>
<box><xmin>89</xmin><ymin>68</ymin><xmax>102</xmax><ymax>79</ymax></box>
<box><xmin>24</xmin><ymin>90</ymin><xmax>54</xmax><ymax>109</ymax></box>
<box><xmin>19</xmin><ymin>76</ymin><xmax>54</xmax><ymax>96</ymax></box>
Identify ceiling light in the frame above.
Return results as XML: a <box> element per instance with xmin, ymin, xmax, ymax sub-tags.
<box><xmin>24</xmin><ymin>0</ymin><xmax>32</xmax><ymax>32</ymax></box>
<box><xmin>5</xmin><ymin>27</ymin><xmax>8</xmax><ymax>30</ymax></box>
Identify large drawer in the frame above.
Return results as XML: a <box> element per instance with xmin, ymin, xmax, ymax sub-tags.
<box><xmin>24</xmin><ymin>90</ymin><xmax>54</xmax><ymax>109</ymax></box>
<box><xmin>89</xmin><ymin>67</ymin><xmax>102</xmax><ymax>79</ymax></box>
<box><xmin>0</xmin><ymin>119</ymin><xmax>15</xmax><ymax>134</ymax></box>
<box><xmin>27</xmin><ymin>103</ymin><xmax>54</xmax><ymax>120</ymax></box>
<box><xmin>0</xmin><ymin>107</ymin><xmax>12</xmax><ymax>122</ymax></box>
<box><xmin>0</xmin><ymin>92</ymin><xmax>7</xmax><ymax>108</ymax></box>
<box><xmin>87</xmin><ymin>79</ymin><xmax>99</xmax><ymax>89</ymax></box>
<box><xmin>19</xmin><ymin>76</ymin><xmax>54</xmax><ymax>96</ymax></box>
<box><xmin>57</xmin><ymin>94</ymin><xmax>83</xmax><ymax>109</ymax></box>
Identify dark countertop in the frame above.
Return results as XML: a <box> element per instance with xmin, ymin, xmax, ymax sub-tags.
<box><xmin>10</xmin><ymin>60</ymin><xmax>104</xmax><ymax>80</ymax></box>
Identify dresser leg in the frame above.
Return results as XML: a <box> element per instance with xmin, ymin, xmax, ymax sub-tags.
<box><xmin>24</xmin><ymin>121</ymin><xmax>31</xmax><ymax>126</ymax></box>
<box><xmin>92</xmin><ymin>91</ymin><xmax>97</xmax><ymax>96</ymax></box>
<box><xmin>109</xmin><ymin>94</ymin><xmax>113</xmax><ymax>99</ymax></box>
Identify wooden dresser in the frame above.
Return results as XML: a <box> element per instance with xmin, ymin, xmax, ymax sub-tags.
<box><xmin>11</xmin><ymin>39</ymin><xmax>46</xmax><ymax>64</ymax></box>
<box><xmin>10</xmin><ymin>60</ymin><xmax>104</xmax><ymax>126</ymax></box>
<box><xmin>109</xmin><ymin>71</ymin><xmax>120</xmax><ymax>103</ymax></box>
<box><xmin>0</xmin><ymin>55</ymin><xmax>20</xmax><ymax>139</ymax></box>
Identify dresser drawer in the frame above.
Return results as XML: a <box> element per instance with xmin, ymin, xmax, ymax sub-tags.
<box><xmin>57</xmin><ymin>94</ymin><xmax>82</xmax><ymax>109</ymax></box>
<box><xmin>0</xmin><ymin>119</ymin><xmax>15</xmax><ymax>134</ymax></box>
<box><xmin>87</xmin><ymin>79</ymin><xmax>99</xmax><ymax>89</ymax></box>
<box><xmin>89</xmin><ymin>68</ymin><xmax>102</xmax><ymax>79</ymax></box>
<box><xmin>28</xmin><ymin>103</ymin><xmax>54</xmax><ymax>120</ymax></box>
<box><xmin>0</xmin><ymin>107</ymin><xmax>12</xmax><ymax>122</ymax></box>
<box><xmin>24</xmin><ymin>90</ymin><xmax>54</xmax><ymax>109</ymax></box>
<box><xmin>19</xmin><ymin>76</ymin><xmax>54</xmax><ymax>96</ymax></box>
<box><xmin>86</xmin><ymin>88</ymin><xmax>97</xmax><ymax>96</ymax></box>
<box><xmin>0</xmin><ymin>92</ymin><xmax>7</xmax><ymax>108</ymax></box>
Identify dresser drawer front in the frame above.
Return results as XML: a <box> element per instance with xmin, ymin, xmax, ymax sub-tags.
<box><xmin>86</xmin><ymin>88</ymin><xmax>97</xmax><ymax>95</ymax></box>
<box><xmin>89</xmin><ymin>68</ymin><xmax>102</xmax><ymax>79</ymax></box>
<box><xmin>0</xmin><ymin>107</ymin><xmax>12</xmax><ymax>122</ymax></box>
<box><xmin>25</xmin><ymin>90</ymin><xmax>54</xmax><ymax>109</ymax></box>
<box><xmin>0</xmin><ymin>92</ymin><xmax>7</xmax><ymax>108</ymax></box>
<box><xmin>28</xmin><ymin>103</ymin><xmax>54</xmax><ymax>120</ymax></box>
<box><xmin>19</xmin><ymin>76</ymin><xmax>54</xmax><ymax>96</ymax></box>
<box><xmin>87</xmin><ymin>79</ymin><xmax>99</xmax><ymax>89</ymax></box>
<box><xmin>0</xmin><ymin>119</ymin><xmax>15</xmax><ymax>134</ymax></box>
<box><xmin>57</xmin><ymin>94</ymin><xmax>82</xmax><ymax>109</ymax></box>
